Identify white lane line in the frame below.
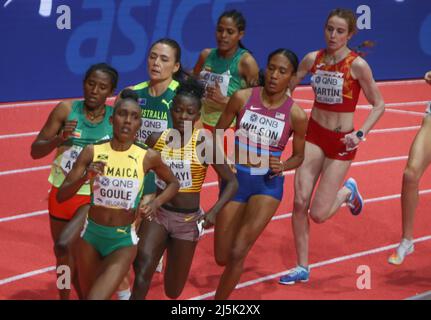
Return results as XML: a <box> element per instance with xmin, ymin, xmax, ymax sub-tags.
<box><xmin>0</xmin><ymin>165</ymin><xmax>51</xmax><ymax>176</ymax></box>
<box><xmin>406</xmin><ymin>290</ymin><xmax>431</xmax><ymax>300</ymax></box>
<box><xmin>190</xmin><ymin>234</ymin><xmax>431</xmax><ymax>300</ymax></box>
<box><xmin>0</xmin><ymin>131</ymin><xmax>39</xmax><ymax>140</ymax></box>
<box><xmin>0</xmin><ymin>267</ymin><xmax>56</xmax><ymax>286</ymax></box>
<box><xmin>0</xmin><ymin>210</ymin><xmax>48</xmax><ymax>223</ymax></box>
<box><xmin>296</xmin><ymin>99</ymin><xmax>429</xmax><ymax>109</ymax></box>
<box><xmin>3</xmin><ymin>189</ymin><xmax>431</xmax><ymax>287</ymax></box>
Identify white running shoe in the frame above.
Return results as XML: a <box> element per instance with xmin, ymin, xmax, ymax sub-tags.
<box><xmin>156</xmin><ymin>255</ymin><xmax>163</xmax><ymax>273</ymax></box>
<box><xmin>388</xmin><ymin>238</ymin><xmax>414</xmax><ymax>265</ymax></box>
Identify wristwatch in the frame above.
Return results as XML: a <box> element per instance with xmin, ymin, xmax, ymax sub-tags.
<box><xmin>356</xmin><ymin>130</ymin><xmax>365</xmax><ymax>141</ymax></box>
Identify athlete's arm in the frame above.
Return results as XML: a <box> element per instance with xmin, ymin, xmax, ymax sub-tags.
<box><xmin>192</xmin><ymin>48</ymin><xmax>211</xmax><ymax>76</ymax></box>
<box><xmin>289</xmin><ymin>51</ymin><xmax>318</xmax><ymax>93</ymax></box>
<box><xmin>351</xmin><ymin>57</ymin><xmax>385</xmax><ymax>136</ymax></box>
<box><xmin>270</xmin><ymin>104</ymin><xmax>308</xmax><ymax>174</ymax></box>
<box><xmin>140</xmin><ymin>149</ymin><xmax>179</xmax><ymax>217</ymax></box>
<box><xmin>199</xmin><ymin>131</ymin><xmax>238</xmax><ymax>228</ymax></box>
<box><xmin>56</xmin><ymin>145</ymin><xmax>101</xmax><ymax>202</ymax></box>
<box><xmin>30</xmin><ymin>100</ymin><xmax>75</xmax><ymax>159</ymax></box>
<box><xmin>215</xmin><ymin>88</ymin><xmax>250</xmax><ymax>130</ymax></box>
<box><xmin>239</xmin><ymin>52</ymin><xmax>260</xmax><ymax>87</ymax></box>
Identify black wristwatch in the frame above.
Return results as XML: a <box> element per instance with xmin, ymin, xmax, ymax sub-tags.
<box><xmin>356</xmin><ymin>130</ymin><xmax>365</xmax><ymax>141</ymax></box>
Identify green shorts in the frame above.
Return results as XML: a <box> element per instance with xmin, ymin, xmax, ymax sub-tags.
<box><xmin>80</xmin><ymin>218</ymin><xmax>139</xmax><ymax>257</ymax></box>
<box><xmin>143</xmin><ymin>171</ymin><xmax>156</xmax><ymax>195</ymax></box>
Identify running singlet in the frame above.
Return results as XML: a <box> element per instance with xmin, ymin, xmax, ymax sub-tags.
<box><xmin>132</xmin><ymin>80</ymin><xmax>179</xmax><ymax>142</ymax></box>
<box><xmin>153</xmin><ymin>129</ymin><xmax>208</xmax><ymax>192</ymax></box>
<box><xmin>199</xmin><ymin>48</ymin><xmax>248</xmax><ymax>127</ymax></box>
<box><xmin>48</xmin><ymin>100</ymin><xmax>113</xmax><ymax>195</ymax></box>
<box><xmin>91</xmin><ymin>141</ymin><xmax>147</xmax><ymax>210</ymax></box>
<box><xmin>310</xmin><ymin>49</ymin><xmax>361</xmax><ymax>112</ymax></box>
<box><xmin>236</xmin><ymin>87</ymin><xmax>293</xmax><ymax>155</ymax></box>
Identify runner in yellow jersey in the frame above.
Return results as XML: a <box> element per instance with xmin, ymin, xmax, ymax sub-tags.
<box><xmin>131</xmin><ymin>77</ymin><xmax>238</xmax><ymax>300</ymax></box>
<box><xmin>57</xmin><ymin>90</ymin><xmax>179</xmax><ymax>299</ymax></box>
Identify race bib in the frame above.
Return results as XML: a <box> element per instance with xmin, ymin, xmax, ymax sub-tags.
<box><xmin>238</xmin><ymin>110</ymin><xmax>285</xmax><ymax>147</ymax></box>
<box><xmin>156</xmin><ymin>159</ymin><xmax>192</xmax><ymax>190</ymax></box>
<box><xmin>60</xmin><ymin>145</ymin><xmax>83</xmax><ymax>174</ymax></box>
<box><xmin>311</xmin><ymin>69</ymin><xmax>344</xmax><ymax>104</ymax></box>
<box><xmin>137</xmin><ymin>118</ymin><xmax>168</xmax><ymax>142</ymax></box>
<box><xmin>199</xmin><ymin>70</ymin><xmax>230</xmax><ymax>96</ymax></box>
<box><xmin>92</xmin><ymin>176</ymin><xmax>140</xmax><ymax>210</ymax></box>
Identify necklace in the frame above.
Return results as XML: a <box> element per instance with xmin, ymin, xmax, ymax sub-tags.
<box><xmin>85</xmin><ymin>107</ymin><xmax>105</xmax><ymax>121</ymax></box>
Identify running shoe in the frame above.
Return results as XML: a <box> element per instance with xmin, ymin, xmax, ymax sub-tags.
<box><xmin>388</xmin><ymin>238</ymin><xmax>414</xmax><ymax>265</ymax></box>
<box><xmin>156</xmin><ymin>255</ymin><xmax>163</xmax><ymax>273</ymax></box>
<box><xmin>279</xmin><ymin>266</ymin><xmax>310</xmax><ymax>285</ymax></box>
<box><xmin>344</xmin><ymin>177</ymin><xmax>364</xmax><ymax>215</ymax></box>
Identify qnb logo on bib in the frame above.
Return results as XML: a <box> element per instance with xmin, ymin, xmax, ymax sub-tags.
<box><xmin>238</xmin><ymin>110</ymin><xmax>285</xmax><ymax>147</ymax></box>
<box><xmin>199</xmin><ymin>70</ymin><xmax>230</xmax><ymax>96</ymax></box>
<box><xmin>137</xmin><ymin>119</ymin><xmax>168</xmax><ymax>142</ymax></box>
<box><xmin>60</xmin><ymin>145</ymin><xmax>83</xmax><ymax>174</ymax></box>
<box><xmin>93</xmin><ymin>176</ymin><xmax>139</xmax><ymax>210</ymax></box>
<box><xmin>156</xmin><ymin>159</ymin><xmax>192</xmax><ymax>190</ymax></box>
<box><xmin>312</xmin><ymin>70</ymin><xmax>344</xmax><ymax>104</ymax></box>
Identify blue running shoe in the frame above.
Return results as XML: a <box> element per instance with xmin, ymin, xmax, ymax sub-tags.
<box><xmin>344</xmin><ymin>177</ymin><xmax>363</xmax><ymax>216</ymax></box>
<box><xmin>279</xmin><ymin>266</ymin><xmax>310</xmax><ymax>285</ymax></box>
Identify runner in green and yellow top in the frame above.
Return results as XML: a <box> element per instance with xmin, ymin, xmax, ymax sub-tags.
<box><xmin>131</xmin><ymin>77</ymin><xmax>237</xmax><ymax>300</ymax></box>
<box><xmin>193</xmin><ymin>10</ymin><xmax>260</xmax><ymax>132</ymax></box>
<box><xmin>31</xmin><ymin>63</ymin><xmax>118</xmax><ymax>300</ymax></box>
<box><xmin>57</xmin><ymin>91</ymin><xmax>179</xmax><ymax>300</ymax></box>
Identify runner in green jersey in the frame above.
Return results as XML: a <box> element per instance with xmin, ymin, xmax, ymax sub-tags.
<box><xmin>31</xmin><ymin>63</ymin><xmax>118</xmax><ymax>300</ymax></box>
<box><xmin>193</xmin><ymin>10</ymin><xmax>260</xmax><ymax>131</ymax></box>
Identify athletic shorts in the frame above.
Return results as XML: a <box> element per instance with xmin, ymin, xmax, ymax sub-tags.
<box><xmin>143</xmin><ymin>171</ymin><xmax>157</xmax><ymax>195</ymax></box>
<box><xmin>48</xmin><ymin>186</ymin><xmax>90</xmax><ymax>221</ymax></box>
<box><xmin>306</xmin><ymin>116</ymin><xmax>357</xmax><ymax>161</ymax></box>
<box><xmin>221</xmin><ymin>164</ymin><xmax>284</xmax><ymax>203</ymax></box>
<box><xmin>80</xmin><ymin>218</ymin><xmax>139</xmax><ymax>257</ymax></box>
<box><xmin>153</xmin><ymin>205</ymin><xmax>204</xmax><ymax>242</ymax></box>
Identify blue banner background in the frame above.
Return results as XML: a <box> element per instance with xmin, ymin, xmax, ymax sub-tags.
<box><xmin>1</xmin><ymin>0</ymin><xmax>430</xmax><ymax>102</ymax></box>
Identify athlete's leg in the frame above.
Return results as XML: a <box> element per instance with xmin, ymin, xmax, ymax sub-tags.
<box><xmin>401</xmin><ymin>116</ymin><xmax>431</xmax><ymax>240</ymax></box>
<box><xmin>308</xmin><ymin>158</ymin><xmax>352</xmax><ymax>223</ymax></box>
<box><xmin>131</xmin><ymin>219</ymin><xmax>168</xmax><ymax>300</ymax></box>
<box><xmin>163</xmin><ymin>238</ymin><xmax>198</xmax><ymax>299</ymax></box>
<box><xmin>215</xmin><ymin>195</ymin><xmax>280</xmax><ymax>300</ymax></box>
<box><xmin>86</xmin><ymin>245</ymin><xmax>137</xmax><ymax>300</ymax></box>
<box><xmin>76</xmin><ymin>238</ymin><xmax>102</xmax><ymax>299</ymax></box>
<box><xmin>214</xmin><ymin>201</ymin><xmax>247</xmax><ymax>266</ymax></box>
<box><xmin>291</xmin><ymin>142</ymin><xmax>325</xmax><ymax>268</ymax></box>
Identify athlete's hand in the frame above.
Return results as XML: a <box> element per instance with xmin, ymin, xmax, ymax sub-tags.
<box><xmin>202</xmin><ymin>209</ymin><xmax>216</xmax><ymax>229</ymax></box>
<box><xmin>341</xmin><ymin>132</ymin><xmax>361</xmax><ymax>151</ymax></box>
<box><xmin>269</xmin><ymin>155</ymin><xmax>284</xmax><ymax>174</ymax></box>
<box><xmin>425</xmin><ymin>71</ymin><xmax>431</xmax><ymax>85</ymax></box>
<box><xmin>139</xmin><ymin>200</ymin><xmax>159</xmax><ymax>221</ymax></box>
<box><xmin>85</xmin><ymin>161</ymin><xmax>106</xmax><ymax>180</ymax></box>
<box><xmin>59</xmin><ymin>119</ymin><xmax>78</xmax><ymax>141</ymax></box>
<box><xmin>206</xmin><ymin>81</ymin><xmax>228</xmax><ymax>106</ymax></box>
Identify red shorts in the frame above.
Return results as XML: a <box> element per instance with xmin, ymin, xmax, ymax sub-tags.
<box><xmin>203</xmin><ymin>123</ymin><xmax>235</xmax><ymax>157</ymax></box>
<box><xmin>48</xmin><ymin>186</ymin><xmax>90</xmax><ymax>221</ymax></box>
<box><xmin>306</xmin><ymin>117</ymin><xmax>357</xmax><ymax>161</ymax></box>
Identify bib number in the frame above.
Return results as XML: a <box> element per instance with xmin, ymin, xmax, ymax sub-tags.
<box><xmin>311</xmin><ymin>70</ymin><xmax>344</xmax><ymax>105</ymax></box>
